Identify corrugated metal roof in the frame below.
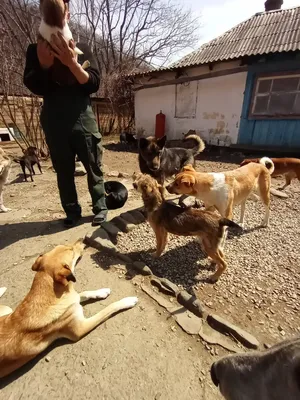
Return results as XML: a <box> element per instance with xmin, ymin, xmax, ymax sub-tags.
<box><xmin>131</xmin><ymin>6</ymin><xmax>300</xmax><ymax>77</ymax></box>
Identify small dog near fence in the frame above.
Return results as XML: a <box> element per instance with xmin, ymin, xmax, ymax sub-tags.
<box><xmin>14</xmin><ymin>146</ymin><xmax>43</xmax><ymax>182</ymax></box>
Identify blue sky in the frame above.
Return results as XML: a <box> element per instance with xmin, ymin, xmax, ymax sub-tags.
<box><xmin>174</xmin><ymin>0</ymin><xmax>300</xmax><ymax>61</ymax></box>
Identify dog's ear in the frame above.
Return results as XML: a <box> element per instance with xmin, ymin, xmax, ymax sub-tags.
<box><xmin>157</xmin><ymin>135</ymin><xmax>167</xmax><ymax>149</ymax></box>
<box><xmin>182</xmin><ymin>165</ymin><xmax>195</xmax><ymax>172</ymax></box>
<box><xmin>139</xmin><ymin>138</ymin><xmax>148</xmax><ymax>149</ymax></box>
<box><xmin>32</xmin><ymin>255</ymin><xmax>43</xmax><ymax>271</ymax></box>
<box><xmin>54</xmin><ymin>264</ymin><xmax>76</xmax><ymax>286</ymax></box>
<box><xmin>181</xmin><ymin>175</ymin><xmax>195</xmax><ymax>186</ymax></box>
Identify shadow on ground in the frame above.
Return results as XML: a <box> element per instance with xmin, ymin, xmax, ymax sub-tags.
<box><xmin>0</xmin><ymin>216</ymin><xmax>93</xmax><ymax>251</ymax></box>
<box><xmin>0</xmin><ymin>339</ymin><xmax>71</xmax><ymax>389</ymax></box>
<box><xmin>103</xmin><ymin>142</ymin><xmax>138</xmax><ymax>154</ymax></box>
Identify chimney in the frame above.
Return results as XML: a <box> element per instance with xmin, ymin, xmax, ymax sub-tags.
<box><xmin>264</xmin><ymin>0</ymin><xmax>283</xmax><ymax>11</ymax></box>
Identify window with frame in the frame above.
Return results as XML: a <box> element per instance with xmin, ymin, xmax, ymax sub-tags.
<box><xmin>250</xmin><ymin>73</ymin><xmax>300</xmax><ymax>118</ymax></box>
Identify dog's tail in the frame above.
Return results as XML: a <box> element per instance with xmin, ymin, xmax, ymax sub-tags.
<box><xmin>184</xmin><ymin>134</ymin><xmax>205</xmax><ymax>155</ymax></box>
<box><xmin>259</xmin><ymin>157</ymin><xmax>275</xmax><ymax>175</ymax></box>
<box><xmin>219</xmin><ymin>218</ymin><xmax>243</xmax><ymax>230</ymax></box>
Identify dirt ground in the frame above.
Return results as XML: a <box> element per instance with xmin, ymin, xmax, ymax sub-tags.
<box><xmin>1</xmin><ymin>139</ymin><xmax>299</xmax><ymax>399</ymax></box>
<box><xmin>0</xmin><ymin>141</ymin><xmax>220</xmax><ymax>400</ymax></box>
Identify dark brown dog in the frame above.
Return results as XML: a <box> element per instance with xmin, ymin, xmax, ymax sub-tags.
<box><xmin>14</xmin><ymin>146</ymin><xmax>43</xmax><ymax>182</ymax></box>
<box><xmin>133</xmin><ymin>173</ymin><xmax>242</xmax><ymax>283</ymax></box>
<box><xmin>240</xmin><ymin>157</ymin><xmax>300</xmax><ymax>190</ymax></box>
<box><xmin>138</xmin><ymin>132</ymin><xmax>205</xmax><ymax>185</ymax></box>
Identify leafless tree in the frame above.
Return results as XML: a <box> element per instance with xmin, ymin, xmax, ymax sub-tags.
<box><xmin>0</xmin><ymin>0</ymin><xmax>49</xmax><ymax>154</ymax></box>
<box><xmin>72</xmin><ymin>0</ymin><xmax>200</xmax><ymax>72</ymax></box>
<box><xmin>0</xmin><ymin>0</ymin><xmax>201</xmax><ymax>138</ymax></box>
<box><xmin>70</xmin><ymin>0</ymin><xmax>200</xmax><ymax>131</ymax></box>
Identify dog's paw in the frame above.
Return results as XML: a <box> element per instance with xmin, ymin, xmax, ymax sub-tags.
<box><xmin>0</xmin><ymin>287</ymin><xmax>7</xmax><ymax>298</ymax></box>
<box><xmin>93</xmin><ymin>288</ymin><xmax>111</xmax><ymax>299</ymax></box>
<box><xmin>239</xmin><ymin>222</ymin><xmax>245</xmax><ymax>229</ymax></box>
<box><xmin>207</xmin><ymin>274</ymin><xmax>219</xmax><ymax>284</ymax></box>
<box><xmin>119</xmin><ymin>296</ymin><xmax>138</xmax><ymax>309</ymax></box>
<box><xmin>0</xmin><ymin>206</ymin><xmax>11</xmax><ymax>213</ymax></box>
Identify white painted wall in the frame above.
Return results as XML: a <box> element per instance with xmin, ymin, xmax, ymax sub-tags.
<box><xmin>134</xmin><ymin>68</ymin><xmax>247</xmax><ymax>146</ymax></box>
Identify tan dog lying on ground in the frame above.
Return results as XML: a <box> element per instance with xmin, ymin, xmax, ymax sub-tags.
<box><xmin>133</xmin><ymin>173</ymin><xmax>242</xmax><ymax>283</ymax></box>
<box><xmin>240</xmin><ymin>157</ymin><xmax>300</xmax><ymax>190</ymax></box>
<box><xmin>167</xmin><ymin>158</ymin><xmax>274</xmax><ymax>237</ymax></box>
<box><xmin>0</xmin><ymin>240</ymin><xmax>138</xmax><ymax>378</ymax></box>
<box><xmin>211</xmin><ymin>335</ymin><xmax>300</xmax><ymax>400</ymax></box>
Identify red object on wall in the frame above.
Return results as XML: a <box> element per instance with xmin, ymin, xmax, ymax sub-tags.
<box><xmin>155</xmin><ymin>111</ymin><xmax>166</xmax><ymax>139</ymax></box>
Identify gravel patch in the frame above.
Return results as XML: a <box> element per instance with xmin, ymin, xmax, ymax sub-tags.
<box><xmin>113</xmin><ymin>169</ymin><xmax>300</xmax><ymax>345</ymax></box>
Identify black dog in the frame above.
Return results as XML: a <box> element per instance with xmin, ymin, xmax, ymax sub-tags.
<box><xmin>138</xmin><ymin>133</ymin><xmax>205</xmax><ymax>185</ymax></box>
<box><xmin>120</xmin><ymin>132</ymin><xmax>138</xmax><ymax>146</ymax></box>
<box><xmin>105</xmin><ymin>181</ymin><xmax>128</xmax><ymax>210</ymax></box>
<box><xmin>14</xmin><ymin>146</ymin><xmax>42</xmax><ymax>182</ymax></box>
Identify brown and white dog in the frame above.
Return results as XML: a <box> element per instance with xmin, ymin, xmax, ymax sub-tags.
<box><xmin>166</xmin><ymin>158</ymin><xmax>275</xmax><ymax>237</ymax></box>
<box><xmin>0</xmin><ymin>147</ymin><xmax>12</xmax><ymax>212</ymax></box>
<box><xmin>240</xmin><ymin>157</ymin><xmax>300</xmax><ymax>190</ymax></box>
<box><xmin>0</xmin><ymin>239</ymin><xmax>138</xmax><ymax>378</ymax></box>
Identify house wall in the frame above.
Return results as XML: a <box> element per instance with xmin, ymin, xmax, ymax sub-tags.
<box><xmin>134</xmin><ymin>62</ymin><xmax>247</xmax><ymax>145</ymax></box>
<box><xmin>238</xmin><ymin>55</ymin><xmax>300</xmax><ymax>148</ymax></box>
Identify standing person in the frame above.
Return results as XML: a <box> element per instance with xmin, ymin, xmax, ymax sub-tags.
<box><xmin>23</xmin><ymin>25</ymin><xmax>107</xmax><ymax>227</ymax></box>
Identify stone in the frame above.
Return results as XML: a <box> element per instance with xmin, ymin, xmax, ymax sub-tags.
<box><xmin>177</xmin><ymin>291</ymin><xmax>205</xmax><ymax>318</ymax></box>
<box><xmin>270</xmin><ymin>187</ymin><xmax>289</xmax><ymax>198</ymax></box>
<box><xmin>101</xmin><ymin>221</ymin><xmax>122</xmax><ymax>238</ymax></box>
<box><xmin>199</xmin><ymin>324</ymin><xmax>242</xmax><ymax>353</ymax></box>
<box><xmin>151</xmin><ymin>277</ymin><xmax>180</xmax><ymax>296</ymax></box>
<box><xmin>180</xmin><ymin>196</ymin><xmax>203</xmax><ymax>209</ymax></box>
<box><xmin>132</xmin><ymin>261</ymin><xmax>153</xmax><ymax>276</ymax></box>
<box><xmin>107</xmin><ymin>170</ymin><xmax>119</xmax><ymax>177</ymax></box>
<box><xmin>116</xmin><ymin>253</ymin><xmax>132</xmax><ymax>264</ymax></box>
<box><xmin>128</xmin><ymin>210</ymin><xmax>146</xmax><ymax>224</ymax></box>
<box><xmin>84</xmin><ymin>228</ymin><xmax>117</xmax><ymax>253</ymax></box>
<box><xmin>207</xmin><ymin>314</ymin><xmax>260</xmax><ymax>349</ymax></box>
<box><xmin>111</xmin><ymin>216</ymin><xmax>136</xmax><ymax>232</ymax></box>
<box><xmin>45</xmin><ymin>356</ymin><xmax>51</xmax><ymax>362</ymax></box>
<box><xmin>141</xmin><ymin>283</ymin><xmax>173</xmax><ymax>309</ymax></box>
<box><xmin>118</xmin><ymin>172</ymin><xmax>129</xmax><ymax>178</ymax></box>
<box><xmin>173</xmin><ymin>310</ymin><xmax>203</xmax><ymax>335</ymax></box>
<box><xmin>120</xmin><ymin>212</ymin><xmax>138</xmax><ymax>224</ymax></box>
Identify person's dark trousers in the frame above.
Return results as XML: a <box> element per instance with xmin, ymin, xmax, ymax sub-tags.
<box><xmin>43</xmin><ymin>124</ymin><xmax>107</xmax><ymax>220</ymax></box>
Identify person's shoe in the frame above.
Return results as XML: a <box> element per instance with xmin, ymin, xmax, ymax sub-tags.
<box><xmin>92</xmin><ymin>210</ymin><xmax>108</xmax><ymax>226</ymax></box>
<box><xmin>63</xmin><ymin>214</ymin><xmax>82</xmax><ymax>228</ymax></box>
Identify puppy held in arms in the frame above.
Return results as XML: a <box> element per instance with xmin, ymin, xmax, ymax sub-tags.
<box><xmin>133</xmin><ymin>173</ymin><xmax>242</xmax><ymax>283</ymax></box>
<box><xmin>39</xmin><ymin>0</ymin><xmax>83</xmax><ymax>55</ymax></box>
